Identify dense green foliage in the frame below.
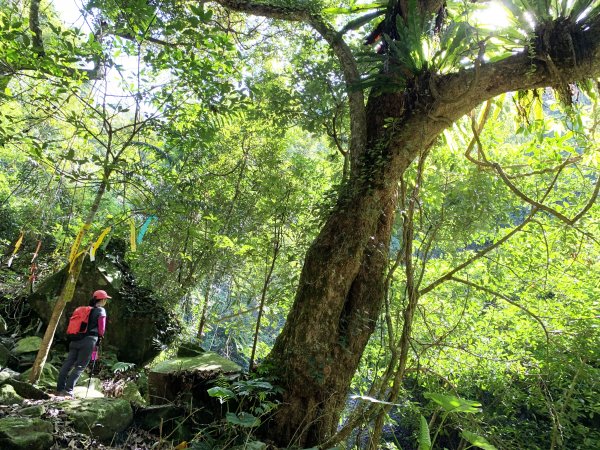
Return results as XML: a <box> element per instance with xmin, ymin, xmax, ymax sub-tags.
<box><xmin>0</xmin><ymin>0</ymin><xmax>598</xmax><ymax>448</ymax></box>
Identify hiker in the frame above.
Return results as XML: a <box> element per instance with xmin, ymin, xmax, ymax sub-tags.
<box><xmin>56</xmin><ymin>289</ymin><xmax>110</xmax><ymax>397</ymax></box>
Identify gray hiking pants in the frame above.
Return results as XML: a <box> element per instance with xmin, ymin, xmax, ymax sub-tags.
<box><xmin>57</xmin><ymin>335</ymin><xmax>98</xmax><ymax>393</ymax></box>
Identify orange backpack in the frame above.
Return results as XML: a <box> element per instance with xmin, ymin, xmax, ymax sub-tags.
<box><xmin>66</xmin><ymin>306</ymin><xmax>93</xmax><ymax>337</ymax></box>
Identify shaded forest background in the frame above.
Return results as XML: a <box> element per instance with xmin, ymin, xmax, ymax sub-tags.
<box><xmin>0</xmin><ymin>0</ymin><xmax>599</xmax><ymax>448</ymax></box>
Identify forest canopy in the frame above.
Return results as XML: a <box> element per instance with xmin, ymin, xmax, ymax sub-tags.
<box><xmin>0</xmin><ymin>0</ymin><xmax>599</xmax><ymax>449</ymax></box>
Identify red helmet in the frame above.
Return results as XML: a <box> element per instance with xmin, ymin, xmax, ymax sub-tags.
<box><xmin>92</xmin><ymin>290</ymin><xmax>112</xmax><ymax>300</ymax></box>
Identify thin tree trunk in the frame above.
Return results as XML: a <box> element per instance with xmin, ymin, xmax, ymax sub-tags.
<box><xmin>368</xmin><ymin>209</ymin><xmax>418</xmax><ymax>449</ymax></box>
<box><xmin>250</xmin><ymin>227</ymin><xmax>281</xmax><ymax>369</ymax></box>
<box><xmin>197</xmin><ymin>277</ymin><xmax>213</xmax><ymax>340</ymax></box>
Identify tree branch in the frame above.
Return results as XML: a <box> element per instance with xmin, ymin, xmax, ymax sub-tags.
<box><xmin>419</xmin><ymin>211</ymin><xmax>536</xmax><ymax>296</ymax></box>
<box><xmin>29</xmin><ymin>0</ymin><xmax>45</xmax><ymax>56</ymax></box>
<box><xmin>213</xmin><ymin>0</ymin><xmax>367</xmax><ymax>167</ymax></box>
<box><xmin>115</xmin><ymin>32</ymin><xmax>178</xmax><ymax>48</ymax></box>
<box><xmin>450</xmin><ymin>276</ymin><xmax>549</xmax><ymax>342</ymax></box>
<box><xmin>431</xmin><ymin>18</ymin><xmax>600</xmax><ymax>125</ymax></box>
<box><xmin>490</xmin><ymin>159</ymin><xmax>600</xmax><ymax>226</ymax></box>
<box><xmin>467</xmin><ymin>113</ymin><xmax>599</xmax><ymax>226</ymax></box>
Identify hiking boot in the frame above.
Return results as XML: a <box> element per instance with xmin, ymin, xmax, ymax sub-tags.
<box><xmin>55</xmin><ymin>390</ymin><xmax>74</xmax><ymax>398</ymax></box>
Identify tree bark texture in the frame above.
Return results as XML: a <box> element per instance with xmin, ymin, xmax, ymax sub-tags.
<box><xmin>263</xmin><ymin>91</ymin><xmax>441</xmax><ymax>446</ymax></box>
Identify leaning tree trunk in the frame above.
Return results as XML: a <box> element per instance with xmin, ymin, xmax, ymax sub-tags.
<box><xmin>29</xmin><ymin>176</ymin><xmax>109</xmax><ymax>383</ymax></box>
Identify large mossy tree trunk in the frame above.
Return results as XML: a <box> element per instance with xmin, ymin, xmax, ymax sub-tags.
<box><xmin>263</xmin><ymin>90</ymin><xmax>443</xmax><ymax>446</ymax></box>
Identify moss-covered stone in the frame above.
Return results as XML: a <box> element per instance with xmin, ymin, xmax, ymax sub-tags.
<box><xmin>27</xmin><ymin>255</ymin><xmax>179</xmax><ymax>365</ymax></box>
<box><xmin>148</xmin><ymin>353</ymin><xmax>241</xmax><ymax>405</ymax></box>
<box><xmin>12</xmin><ymin>336</ymin><xmax>42</xmax><ymax>355</ymax></box>
<box><xmin>176</xmin><ymin>341</ymin><xmax>205</xmax><ymax>357</ymax></box>
<box><xmin>60</xmin><ymin>397</ymin><xmax>133</xmax><ymax>442</ymax></box>
<box><xmin>122</xmin><ymin>381</ymin><xmax>146</xmax><ymax>405</ymax></box>
<box><xmin>0</xmin><ymin>417</ymin><xmax>53</xmax><ymax>450</ymax></box>
<box><xmin>3</xmin><ymin>378</ymin><xmax>50</xmax><ymax>400</ymax></box>
<box><xmin>19</xmin><ymin>405</ymin><xmax>46</xmax><ymax>417</ymax></box>
<box><xmin>72</xmin><ymin>376</ymin><xmax>103</xmax><ymax>398</ymax></box>
<box><xmin>0</xmin><ymin>384</ymin><xmax>24</xmax><ymax>405</ymax></box>
<box><xmin>20</xmin><ymin>363</ymin><xmax>58</xmax><ymax>388</ymax></box>
<box><xmin>151</xmin><ymin>353</ymin><xmax>241</xmax><ymax>374</ymax></box>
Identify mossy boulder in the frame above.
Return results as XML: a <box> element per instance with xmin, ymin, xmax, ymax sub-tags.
<box><xmin>19</xmin><ymin>405</ymin><xmax>46</xmax><ymax>417</ymax></box>
<box><xmin>20</xmin><ymin>363</ymin><xmax>58</xmax><ymax>388</ymax></box>
<box><xmin>0</xmin><ymin>417</ymin><xmax>53</xmax><ymax>450</ymax></box>
<box><xmin>176</xmin><ymin>341</ymin><xmax>205</xmax><ymax>357</ymax></box>
<box><xmin>148</xmin><ymin>352</ymin><xmax>241</xmax><ymax>405</ymax></box>
<box><xmin>12</xmin><ymin>336</ymin><xmax>42</xmax><ymax>355</ymax></box>
<box><xmin>122</xmin><ymin>381</ymin><xmax>146</xmax><ymax>405</ymax></box>
<box><xmin>27</xmin><ymin>253</ymin><xmax>179</xmax><ymax>365</ymax></box>
<box><xmin>3</xmin><ymin>378</ymin><xmax>50</xmax><ymax>400</ymax></box>
<box><xmin>0</xmin><ymin>384</ymin><xmax>24</xmax><ymax>405</ymax></box>
<box><xmin>151</xmin><ymin>353</ymin><xmax>241</xmax><ymax>375</ymax></box>
<box><xmin>72</xmin><ymin>376</ymin><xmax>103</xmax><ymax>398</ymax></box>
<box><xmin>60</xmin><ymin>397</ymin><xmax>133</xmax><ymax>442</ymax></box>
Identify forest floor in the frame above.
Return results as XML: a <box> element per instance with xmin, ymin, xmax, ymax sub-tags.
<box><xmin>0</xmin><ymin>393</ymin><xmax>167</xmax><ymax>450</ymax></box>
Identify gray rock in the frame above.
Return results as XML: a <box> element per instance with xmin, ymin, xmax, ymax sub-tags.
<box><xmin>0</xmin><ymin>368</ymin><xmax>20</xmax><ymax>383</ymax></box>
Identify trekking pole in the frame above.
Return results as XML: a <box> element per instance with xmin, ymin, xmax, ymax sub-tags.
<box><xmin>86</xmin><ymin>346</ymin><xmax>99</xmax><ymax>398</ymax></box>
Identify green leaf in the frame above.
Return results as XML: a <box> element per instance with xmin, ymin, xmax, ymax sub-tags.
<box><xmin>323</xmin><ymin>2</ymin><xmax>387</xmax><ymax>14</ymax></box>
<box><xmin>111</xmin><ymin>361</ymin><xmax>136</xmax><ymax>373</ymax></box>
<box><xmin>338</xmin><ymin>10</ymin><xmax>386</xmax><ymax>35</ymax></box>
<box><xmin>461</xmin><ymin>430</ymin><xmax>498</xmax><ymax>450</ymax></box>
<box><xmin>207</xmin><ymin>386</ymin><xmax>234</xmax><ymax>400</ymax></box>
<box><xmin>226</xmin><ymin>412</ymin><xmax>260</xmax><ymax>428</ymax></box>
<box><xmin>423</xmin><ymin>392</ymin><xmax>482</xmax><ymax>413</ymax></box>
<box><xmin>418</xmin><ymin>415</ymin><xmax>432</xmax><ymax>450</ymax></box>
